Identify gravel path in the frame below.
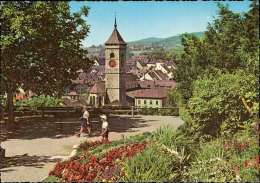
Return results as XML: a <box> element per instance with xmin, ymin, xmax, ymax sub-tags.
<box><xmin>0</xmin><ymin>115</ymin><xmax>183</xmax><ymax>182</ymax></box>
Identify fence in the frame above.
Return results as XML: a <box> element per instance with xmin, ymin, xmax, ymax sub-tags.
<box><xmin>3</xmin><ymin>106</ymin><xmax>179</xmax><ymax>119</ymax></box>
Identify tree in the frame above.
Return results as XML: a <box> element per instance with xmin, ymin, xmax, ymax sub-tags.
<box><xmin>1</xmin><ymin>1</ymin><xmax>93</xmax><ymax>124</ymax></box>
<box><xmin>187</xmin><ymin>70</ymin><xmax>258</xmax><ymax>139</ymax></box>
<box><xmin>169</xmin><ymin>1</ymin><xmax>259</xmax><ymax>140</ymax></box>
<box><xmin>173</xmin><ymin>2</ymin><xmax>259</xmax><ymax>103</ymax></box>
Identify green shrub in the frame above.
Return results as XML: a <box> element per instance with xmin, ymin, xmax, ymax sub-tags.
<box><xmin>152</xmin><ymin>126</ymin><xmax>176</xmax><ymax>147</ymax></box>
<box><xmin>186</xmin><ymin>70</ymin><xmax>258</xmax><ymax>139</ymax></box>
<box><xmin>186</xmin><ymin>124</ymin><xmax>259</xmax><ymax>182</ymax></box>
<box><xmin>119</xmin><ymin>145</ymin><xmax>179</xmax><ymax>181</ymax></box>
<box><xmin>167</xmin><ymin>87</ymin><xmax>184</xmax><ymax>108</ymax></box>
<box><xmin>187</xmin><ymin>138</ymin><xmax>236</xmax><ymax>182</ymax></box>
<box><xmin>16</xmin><ymin>95</ymin><xmax>62</xmax><ymax>109</ymax></box>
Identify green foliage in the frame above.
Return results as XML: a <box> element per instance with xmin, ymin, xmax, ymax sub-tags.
<box><xmin>1</xmin><ymin>1</ymin><xmax>92</xmax><ymax>96</ymax></box>
<box><xmin>119</xmin><ymin>145</ymin><xmax>178</xmax><ymax>182</ymax></box>
<box><xmin>15</xmin><ymin>95</ymin><xmax>62</xmax><ymax>109</ymax></box>
<box><xmin>42</xmin><ymin>175</ymin><xmax>60</xmax><ymax>182</ymax></box>
<box><xmin>152</xmin><ymin>126</ymin><xmax>176</xmax><ymax>147</ymax></box>
<box><xmin>187</xmin><ymin>124</ymin><xmax>259</xmax><ymax>182</ymax></box>
<box><xmin>167</xmin><ymin>87</ymin><xmax>185</xmax><ymax>107</ymax></box>
<box><xmin>187</xmin><ymin>139</ymin><xmax>236</xmax><ymax>182</ymax></box>
<box><xmin>187</xmin><ymin>70</ymin><xmax>258</xmax><ymax>139</ymax></box>
<box><xmin>174</xmin><ymin>2</ymin><xmax>259</xmax><ymax>102</ymax></box>
<box><xmin>128</xmin><ymin>31</ymin><xmax>204</xmax><ymax>50</ymax></box>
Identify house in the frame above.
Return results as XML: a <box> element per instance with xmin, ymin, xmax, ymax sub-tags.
<box><xmin>140</xmin><ymin>70</ymin><xmax>168</xmax><ymax>81</ymax></box>
<box><xmin>126</xmin><ymin>88</ymin><xmax>169</xmax><ymax>108</ymax></box>
<box><xmin>136</xmin><ymin>60</ymin><xmax>146</xmax><ymax>70</ymax></box>
<box><xmin>67</xmin><ymin>91</ymin><xmax>79</xmax><ymax>100</ymax></box>
<box><xmin>89</xmin><ymin>81</ymin><xmax>105</xmax><ymax>107</ymax></box>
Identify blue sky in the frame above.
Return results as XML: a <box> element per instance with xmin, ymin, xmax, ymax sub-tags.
<box><xmin>70</xmin><ymin>1</ymin><xmax>251</xmax><ymax>47</ymax></box>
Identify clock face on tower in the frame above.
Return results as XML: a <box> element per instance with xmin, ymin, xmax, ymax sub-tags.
<box><xmin>109</xmin><ymin>59</ymin><xmax>116</xmax><ymax>68</ymax></box>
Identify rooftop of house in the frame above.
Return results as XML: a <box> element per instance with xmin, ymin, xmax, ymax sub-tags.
<box><xmin>67</xmin><ymin>91</ymin><xmax>78</xmax><ymax>96</ymax></box>
<box><xmin>147</xmin><ymin>71</ymin><xmax>160</xmax><ymax>80</ymax></box>
<box><xmin>161</xmin><ymin>64</ymin><xmax>172</xmax><ymax>72</ymax></box>
<box><xmin>126</xmin><ymin>88</ymin><xmax>169</xmax><ymax>99</ymax></box>
<box><xmin>138</xmin><ymin>80</ymin><xmax>177</xmax><ymax>89</ymax></box>
<box><xmin>154</xmin><ymin>70</ymin><xmax>169</xmax><ymax>80</ymax></box>
<box><xmin>154</xmin><ymin>80</ymin><xmax>177</xmax><ymax>88</ymax></box>
<box><xmin>138</xmin><ymin>80</ymin><xmax>155</xmax><ymax>88</ymax></box>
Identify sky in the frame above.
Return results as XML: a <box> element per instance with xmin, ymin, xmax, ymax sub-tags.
<box><xmin>70</xmin><ymin>1</ymin><xmax>252</xmax><ymax>47</ymax></box>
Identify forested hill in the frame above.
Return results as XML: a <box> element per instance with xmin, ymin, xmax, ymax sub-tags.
<box><xmin>128</xmin><ymin>31</ymin><xmax>204</xmax><ymax>48</ymax></box>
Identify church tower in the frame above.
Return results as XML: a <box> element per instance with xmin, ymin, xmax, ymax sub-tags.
<box><xmin>104</xmin><ymin>17</ymin><xmax>127</xmax><ymax>105</ymax></box>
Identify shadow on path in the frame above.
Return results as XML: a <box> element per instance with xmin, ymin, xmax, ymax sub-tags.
<box><xmin>0</xmin><ymin>154</ymin><xmax>61</xmax><ymax>170</ymax></box>
<box><xmin>1</xmin><ymin>115</ymin><xmax>152</xmax><ymax>140</ymax></box>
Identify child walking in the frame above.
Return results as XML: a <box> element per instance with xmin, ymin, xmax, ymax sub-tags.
<box><xmin>100</xmin><ymin>114</ymin><xmax>109</xmax><ymax>142</ymax></box>
<box><xmin>77</xmin><ymin>106</ymin><xmax>91</xmax><ymax>137</ymax></box>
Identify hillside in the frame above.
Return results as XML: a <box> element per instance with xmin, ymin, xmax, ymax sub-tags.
<box><xmin>128</xmin><ymin>31</ymin><xmax>204</xmax><ymax>48</ymax></box>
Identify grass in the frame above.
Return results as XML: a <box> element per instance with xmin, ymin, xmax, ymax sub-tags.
<box><xmin>45</xmin><ymin>125</ymin><xmax>259</xmax><ymax>182</ymax></box>
<box><xmin>42</xmin><ymin>175</ymin><xmax>60</xmax><ymax>182</ymax></box>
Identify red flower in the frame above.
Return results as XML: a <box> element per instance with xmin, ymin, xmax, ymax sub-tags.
<box><xmin>243</xmin><ymin>160</ymin><xmax>249</xmax><ymax>168</ymax></box>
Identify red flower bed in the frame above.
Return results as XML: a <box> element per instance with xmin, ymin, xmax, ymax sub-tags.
<box><xmin>49</xmin><ymin>141</ymin><xmax>148</xmax><ymax>182</ymax></box>
<box><xmin>223</xmin><ymin>140</ymin><xmax>250</xmax><ymax>152</ymax></box>
<box><xmin>243</xmin><ymin>155</ymin><xmax>260</xmax><ymax>169</ymax></box>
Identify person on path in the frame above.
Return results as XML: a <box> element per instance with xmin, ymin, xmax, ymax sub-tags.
<box><xmin>100</xmin><ymin>114</ymin><xmax>109</xmax><ymax>142</ymax></box>
<box><xmin>77</xmin><ymin>106</ymin><xmax>91</xmax><ymax>137</ymax></box>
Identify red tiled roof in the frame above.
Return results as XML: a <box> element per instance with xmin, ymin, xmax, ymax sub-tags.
<box><xmin>148</xmin><ymin>71</ymin><xmax>160</xmax><ymax>80</ymax></box>
<box><xmin>105</xmin><ymin>28</ymin><xmax>126</xmax><ymax>45</ymax></box>
<box><xmin>138</xmin><ymin>80</ymin><xmax>155</xmax><ymax>88</ymax></box>
<box><xmin>161</xmin><ymin>64</ymin><xmax>171</xmax><ymax>72</ymax></box>
<box><xmin>154</xmin><ymin>70</ymin><xmax>169</xmax><ymax>80</ymax></box>
<box><xmin>138</xmin><ymin>80</ymin><xmax>177</xmax><ymax>89</ymax></box>
<box><xmin>126</xmin><ymin>88</ymin><xmax>169</xmax><ymax>99</ymax></box>
<box><xmin>68</xmin><ymin>91</ymin><xmax>78</xmax><ymax>96</ymax></box>
<box><xmin>126</xmin><ymin>80</ymin><xmax>139</xmax><ymax>90</ymax></box>
<box><xmin>90</xmin><ymin>81</ymin><xmax>105</xmax><ymax>94</ymax></box>
<box><xmin>155</xmin><ymin>80</ymin><xmax>177</xmax><ymax>88</ymax></box>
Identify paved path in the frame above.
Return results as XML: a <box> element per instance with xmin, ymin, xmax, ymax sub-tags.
<box><xmin>0</xmin><ymin>115</ymin><xmax>183</xmax><ymax>182</ymax></box>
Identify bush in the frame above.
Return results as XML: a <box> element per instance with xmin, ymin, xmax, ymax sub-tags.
<box><xmin>167</xmin><ymin>87</ymin><xmax>185</xmax><ymax>108</ymax></box>
<box><xmin>186</xmin><ymin>124</ymin><xmax>259</xmax><ymax>182</ymax></box>
<box><xmin>119</xmin><ymin>145</ymin><xmax>178</xmax><ymax>182</ymax></box>
<box><xmin>16</xmin><ymin>95</ymin><xmax>62</xmax><ymax>109</ymax></box>
<box><xmin>186</xmin><ymin>70</ymin><xmax>258</xmax><ymax>139</ymax></box>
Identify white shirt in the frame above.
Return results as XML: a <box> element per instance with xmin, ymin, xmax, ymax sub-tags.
<box><xmin>83</xmin><ymin>110</ymin><xmax>89</xmax><ymax>119</ymax></box>
<box><xmin>102</xmin><ymin>121</ymin><xmax>108</xmax><ymax>129</ymax></box>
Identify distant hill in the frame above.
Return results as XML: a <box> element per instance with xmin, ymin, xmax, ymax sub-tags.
<box><xmin>128</xmin><ymin>31</ymin><xmax>204</xmax><ymax>49</ymax></box>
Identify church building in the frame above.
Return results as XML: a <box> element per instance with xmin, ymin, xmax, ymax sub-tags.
<box><xmin>89</xmin><ymin>18</ymin><xmax>127</xmax><ymax>107</ymax></box>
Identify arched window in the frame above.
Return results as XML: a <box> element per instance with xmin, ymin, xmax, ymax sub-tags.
<box><xmin>110</xmin><ymin>52</ymin><xmax>115</xmax><ymax>59</ymax></box>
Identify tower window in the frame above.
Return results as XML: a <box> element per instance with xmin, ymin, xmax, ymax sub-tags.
<box><xmin>110</xmin><ymin>53</ymin><xmax>115</xmax><ymax>58</ymax></box>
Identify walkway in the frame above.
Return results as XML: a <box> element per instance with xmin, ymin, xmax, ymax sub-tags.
<box><xmin>0</xmin><ymin>115</ymin><xmax>183</xmax><ymax>182</ymax></box>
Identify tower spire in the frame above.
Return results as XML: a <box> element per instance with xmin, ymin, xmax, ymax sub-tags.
<box><xmin>114</xmin><ymin>12</ymin><xmax>117</xmax><ymax>29</ymax></box>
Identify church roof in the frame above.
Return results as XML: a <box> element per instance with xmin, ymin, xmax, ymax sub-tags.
<box><xmin>105</xmin><ymin>18</ymin><xmax>126</xmax><ymax>45</ymax></box>
<box><xmin>105</xmin><ymin>28</ymin><xmax>126</xmax><ymax>45</ymax></box>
